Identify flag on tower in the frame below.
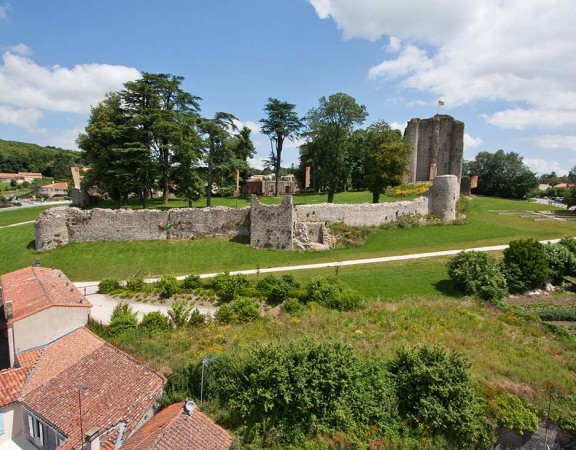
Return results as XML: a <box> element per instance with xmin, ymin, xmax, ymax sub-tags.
<box><xmin>438</xmin><ymin>100</ymin><xmax>445</xmax><ymax>107</ymax></box>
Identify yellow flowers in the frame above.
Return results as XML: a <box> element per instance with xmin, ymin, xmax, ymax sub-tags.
<box><xmin>391</xmin><ymin>182</ymin><xmax>431</xmax><ymax>197</ymax></box>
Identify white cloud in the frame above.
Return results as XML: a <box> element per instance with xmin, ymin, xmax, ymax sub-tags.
<box><xmin>0</xmin><ymin>3</ymin><xmax>11</xmax><ymax>20</ymax></box>
<box><xmin>389</xmin><ymin>121</ymin><xmax>405</xmax><ymax>132</ymax></box>
<box><xmin>232</xmin><ymin>119</ymin><xmax>261</xmax><ymax>134</ymax></box>
<box><xmin>0</xmin><ymin>50</ymin><xmax>140</xmax><ymax>114</ymax></box>
<box><xmin>6</xmin><ymin>43</ymin><xmax>32</xmax><ymax>56</ymax></box>
<box><xmin>247</xmin><ymin>157</ymin><xmax>267</xmax><ymax>170</ymax></box>
<box><xmin>484</xmin><ymin>109</ymin><xmax>576</xmax><ymax>131</ymax></box>
<box><xmin>524</xmin><ymin>158</ymin><xmax>568</xmax><ymax>176</ymax></box>
<box><xmin>463</xmin><ymin>133</ymin><xmax>483</xmax><ymax>149</ymax></box>
<box><xmin>0</xmin><ymin>105</ymin><xmax>42</xmax><ymax>129</ymax></box>
<box><xmin>310</xmin><ymin>0</ymin><xmax>576</xmax><ymax>129</ymax></box>
<box><xmin>535</xmin><ymin>134</ymin><xmax>576</xmax><ymax>152</ymax></box>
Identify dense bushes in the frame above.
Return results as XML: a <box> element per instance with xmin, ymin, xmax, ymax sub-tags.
<box><xmin>98</xmin><ymin>277</ymin><xmax>121</xmax><ymax>294</ymax></box>
<box><xmin>389</xmin><ymin>345</ymin><xmax>494</xmax><ymax>448</ymax></box>
<box><xmin>305</xmin><ymin>276</ymin><xmax>364</xmax><ymax>311</ymax></box>
<box><xmin>503</xmin><ymin>239</ymin><xmax>548</xmax><ymax>293</ymax></box>
<box><xmin>215</xmin><ymin>297</ymin><xmax>260</xmax><ymax>324</ymax></box>
<box><xmin>488</xmin><ymin>392</ymin><xmax>538</xmax><ymax>434</ymax></box>
<box><xmin>544</xmin><ymin>243</ymin><xmax>576</xmax><ymax>285</ymax></box>
<box><xmin>163</xmin><ymin>341</ymin><xmax>495</xmax><ymax>448</ymax></box>
<box><xmin>109</xmin><ymin>302</ymin><xmax>138</xmax><ymax>336</ymax></box>
<box><xmin>448</xmin><ymin>251</ymin><xmax>507</xmax><ymax>303</ymax></box>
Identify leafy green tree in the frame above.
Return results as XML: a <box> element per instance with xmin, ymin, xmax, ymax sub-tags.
<box><xmin>354</xmin><ymin>120</ymin><xmax>411</xmax><ymax>203</ymax></box>
<box><xmin>465</xmin><ymin>150</ymin><xmax>537</xmax><ymax>199</ymax></box>
<box><xmin>260</xmin><ymin>98</ymin><xmax>303</xmax><ymax>196</ymax></box>
<box><xmin>78</xmin><ymin>74</ymin><xmax>201</xmax><ymax>208</ymax></box>
<box><xmin>305</xmin><ymin>93</ymin><xmax>368</xmax><ymax>202</ymax></box>
<box><xmin>448</xmin><ymin>251</ymin><xmax>507</xmax><ymax>303</ymax></box>
<box><xmin>197</xmin><ymin>112</ymin><xmax>238</xmax><ymax>206</ymax></box>
<box><xmin>503</xmin><ymin>239</ymin><xmax>548</xmax><ymax>292</ymax></box>
<box><xmin>77</xmin><ymin>93</ymin><xmax>139</xmax><ymax>207</ymax></box>
<box><xmin>389</xmin><ymin>345</ymin><xmax>494</xmax><ymax>448</ymax></box>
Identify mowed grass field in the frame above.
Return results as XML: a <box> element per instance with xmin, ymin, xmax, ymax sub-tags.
<box><xmin>0</xmin><ymin>196</ymin><xmax>573</xmax><ymax>285</ymax></box>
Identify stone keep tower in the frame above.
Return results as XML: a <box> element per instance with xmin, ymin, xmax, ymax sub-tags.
<box><xmin>404</xmin><ymin>114</ymin><xmax>464</xmax><ymax>183</ymax></box>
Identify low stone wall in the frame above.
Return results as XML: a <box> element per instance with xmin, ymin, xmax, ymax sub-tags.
<box><xmin>295</xmin><ymin>175</ymin><xmax>458</xmax><ymax>226</ymax></box>
<box><xmin>36</xmin><ymin>206</ymin><xmax>250</xmax><ymax>251</ymax></box>
<box><xmin>35</xmin><ymin>176</ymin><xmax>458</xmax><ymax>251</ymax></box>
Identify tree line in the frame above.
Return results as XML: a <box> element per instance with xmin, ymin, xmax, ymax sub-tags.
<box><xmin>78</xmin><ymin>74</ymin><xmax>412</xmax><ymax>208</ymax></box>
<box><xmin>0</xmin><ymin>139</ymin><xmax>85</xmax><ymax>180</ymax></box>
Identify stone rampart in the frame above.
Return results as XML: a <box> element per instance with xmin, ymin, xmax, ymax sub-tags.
<box><xmin>36</xmin><ymin>206</ymin><xmax>250</xmax><ymax>251</ymax></box>
<box><xmin>35</xmin><ymin>176</ymin><xmax>459</xmax><ymax>251</ymax></box>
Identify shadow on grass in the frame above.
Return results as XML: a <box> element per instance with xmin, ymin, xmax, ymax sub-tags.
<box><xmin>433</xmin><ymin>279</ymin><xmax>460</xmax><ymax>298</ymax></box>
<box><xmin>27</xmin><ymin>240</ymin><xmax>36</xmax><ymax>250</ymax></box>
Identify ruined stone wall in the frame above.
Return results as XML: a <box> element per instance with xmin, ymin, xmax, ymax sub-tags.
<box><xmin>35</xmin><ymin>176</ymin><xmax>459</xmax><ymax>251</ymax></box>
<box><xmin>36</xmin><ymin>206</ymin><xmax>250</xmax><ymax>251</ymax></box>
<box><xmin>405</xmin><ymin>115</ymin><xmax>464</xmax><ymax>183</ymax></box>
<box><xmin>250</xmin><ymin>196</ymin><xmax>295</xmax><ymax>250</ymax></box>
<box><xmin>295</xmin><ymin>197</ymin><xmax>429</xmax><ymax>226</ymax></box>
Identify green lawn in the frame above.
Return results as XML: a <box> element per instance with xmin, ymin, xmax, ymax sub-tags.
<box><xmin>0</xmin><ymin>196</ymin><xmax>573</xmax><ymax>282</ymax></box>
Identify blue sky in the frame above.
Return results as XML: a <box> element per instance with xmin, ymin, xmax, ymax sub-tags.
<box><xmin>1</xmin><ymin>0</ymin><xmax>575</xmax><ymax>175</ymax></box>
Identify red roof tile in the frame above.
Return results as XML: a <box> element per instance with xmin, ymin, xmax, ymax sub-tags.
<box><xmin>42</xmin><ymin>182</ymin><xmax>68</xmax><ymax>189</ymax></box>
<box><xmin>122</xmin><ymin>402</ymin><xmax>233</xmax><ymax>450</ymax></box>
<box><xmin>0</xmin><ymin>349</ymin><xmax>42</xmax><ymax>407</ymax></box>
<box><xmin>18</xmin><ymin>328</ymin><xmax>165</xmax><ymax>450</ymax></box>
<box><xmin>1</xmin><ymin>267</ymin><xmax>91</xmax><ymax>323</ymax></box>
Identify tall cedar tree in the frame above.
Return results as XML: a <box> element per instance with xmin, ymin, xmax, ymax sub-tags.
<box><xmin>305</xmin><ymin>93</ymin><xmax>367</xmax><ymax>202</ymax></box>
<box><xmin>260</xmin><ymin>98</ymin><xmax>303</xmax><ymax>197</ymax></box>
<box><xmin>196</xmin><ymin>112</ymin><xmax>237</xmax><ymax>207</ymax></box>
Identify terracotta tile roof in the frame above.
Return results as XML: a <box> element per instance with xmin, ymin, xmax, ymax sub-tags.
<box><xmin>0</xmin><ymin>349</ymin><xmax>42</xmax><ymax>407</ymax></box>
<box><xmin>1</xmin><ymin>267</ymin><xmax>91</xmax><ymax>323</ymax></box>
<box><xmin>42</xmin><ymin>182</ymin><xmax>68</xmax><ymax>189</ymax></box>
<box><xmin>121</xmin><ymin>402</ymin><xmax>233</xmax><ymax>450</ymax></box>
<box><xmin>18</xmin><ymin>327</ymin><xmax>165</xmax><ymax>450</ymax></box>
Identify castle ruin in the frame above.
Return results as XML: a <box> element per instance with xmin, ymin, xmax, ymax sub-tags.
<box><xmin>404</xmin><ymin>115</ymin><xmax>464</xmax><ymax>183</ymax></box>
<box><xmin>35</xmin><ymin>175</ymin><xmax>459</xmax><ymax>252</ymax></box>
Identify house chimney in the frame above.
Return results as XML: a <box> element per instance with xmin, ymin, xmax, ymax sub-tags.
<box><xmin>4</xmin><ymin>301</ymin><xmax>13</xmax><ymax>321</ymax></box>
<box><xmin>85</xmin><ymin>427</ymin><xmax>100</xmax><ymax>450</ymax></box>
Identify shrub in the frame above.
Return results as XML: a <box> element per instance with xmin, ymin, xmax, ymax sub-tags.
<box><xmin>537</xmin><ymin>308</ymin><xmax>576</xmax><ymax>321</ymax></box>
<box><xmin>448</xmin><ymin>251</ymin><xmax>507</xmax><ymax>303</ymax></box>
<box><xmin>139</xmin><ymin>311</ymin><xmax>171</xmax><ymax>334</ymax></box>
<box><xmin>215</xmin><ymin>297</ymin><xmax>260</xmax><ymax>324</ymax></box>
<box><xmin>181</xmin><ymin>274</ymin><xmax>201</xmax><ymax>290</ymax></box>
<box><xmin>488</xmin><ymin>392</ymin><xmax>538</xmax><ymax>434</ymax></box>
<box><xmin>503</xmin><ymin>239</ymin><xmax>548</xmax><ymax>293</ymax></box>
<box><xmin>125</xmin><ymin>275</ymin><xmax>146</xmax><ymax>292</ymax></box>
<box><xmin>109</xmin><ymin>302</ymin><xmax>138</xmax><ymax>336</ymax></box>
<box><xmin>167</xmin><ymin>300</ymin><xmax>192</xmax><ymax>328</ymax></box>
<box><xmin>389</xmin><ymin>345</ymin><xmax>495</xmax><ymax>448</ymax></box>
<box><xmin>188</xmin><ymin>309</ymin><xmax>207</xmax><ymax>327</ymax></box>
<box><xmin>211</xmin><ymin>272</ymin><xmax>250</xmax><ymax>302</ymax></box>
<box><xmin>559</xmin><ymin>236</ymin><xmax>576</xmax><ymax>256</ymax></box>
<box><xmin>305</xmin><ymin>276</ymin><xmax>364</xmax><ymax>311</ymax></box>
<box><xmin>281</xmin><ymin>298</ymin><xmax>305</xmax><ymax>315</ymax></box>
<box><xmin>157</xmin><ymin>273</ymin><xmax>179</xmax><ymax>297</ymax></box>
<box><xmin>544</xmin><ymin>243</ymin><xmax>576</xmax><ymax>285</ymax></box>
<box><xmin>98</xmin><ymin>277</ymin><xmax>121</xmax><ymax>294</ymax></box>
<box><xmin>213</xmin><ymin>340</ymin><xmax>397</xmax><ymax>445</ymax></box>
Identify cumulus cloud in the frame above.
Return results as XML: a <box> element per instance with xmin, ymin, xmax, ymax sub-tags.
<box><xmin>0</xmin><ymin>3</ymin><xmax>11</xmax><ymax>20</ymax></box>
<box><xmin>0</xmin><ymin>105</ymin><xmax>42</xmax><ymax>129</ymax></box>
<box><xmin>464</xmin><ymin>133</ymin><xmax>483</xmax><ymax>150</ymax></box>
<box><xmin>524</xmin><ymin>158</ymin><xmax>568</xmax><ymax>176</ymax></box>
<box><xmin>535</xmin><ymin>134</ymin><xmax>576</xmax><ymax>152</ymax></box>
<box><xmin>309</xmin><ymin>0</ymin><xmax>576</xmax><ymax>129</ymax></box>
<box><xmin>232</xmin><ymin>119</ymin><xmax>261</xmax><ymax>134</ymax></box>
<box><xmin>389</xmin><ymin>121</ymin><xmax>405</xmax><ymax>132</ymax></box>
<box><xmin>0</xmin><ymin>50</ymin><xmax>140</xmax><ymax>114</ymax></box>
<box><xmin>6</xmin><ymin>43</ymin><xmax>32</xmax><ymax>56</ymax></box>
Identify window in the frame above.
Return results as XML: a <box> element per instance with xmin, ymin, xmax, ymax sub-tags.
<box><xmin>0</xmin><ymin>411</ymin><xmax>4</xmax><ymax>435</ymax></box>
<box><xmin>28</xmin><ymin>414</ymin><xmax>44</xmax><ymax>446</ymax></box>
